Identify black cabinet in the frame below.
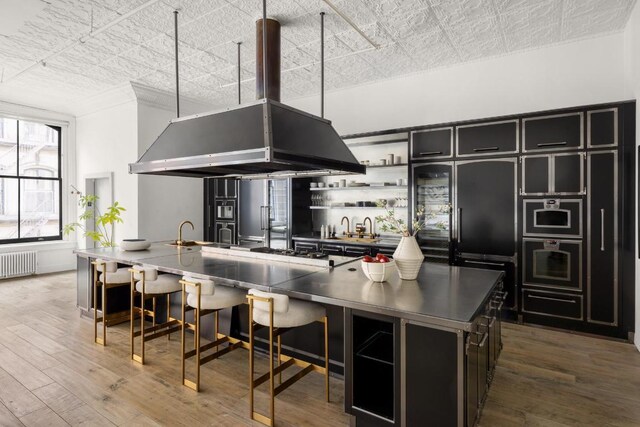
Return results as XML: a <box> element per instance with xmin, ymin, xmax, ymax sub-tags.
<box><xmin>588</xmin><ymin>108</ymin><xmax>618</xmax><ymax>148</ymax></box>
<box><xmin>456</xmin><ymin>119</ymin><xmax>519</xmax><ymax>157</ymax></box>
<box><xmin>523</xmin><ymin>112</ymin><xmax>583</xmax><ymax>152</ymax></box>
<box><xmin>587</xmin><ymin>151</ymin><xmax>618</xmax><ymax>326</ymax></box>
<box><xmin>294</xmin><ymin>241</ymin><xmax>319</xmax><ymax>252</ymax></box>
<box><xmin>456</xmin><ymin>258</ymin><xmax>516</xmax><ymax>312</ymax></box>
<box><xmin>214</xmin><ymin>178</ymin><xmax>238</xmax><ymax>198</ymax></box>
<box><xmin>346</xmin><ymin>310</ymin><xmax>400</xmax><ymax>426</ymax></box>
<box><xmin>344</xmin><ymin>245</ymin><xmax>371</xmax><ymax>257</ymax></box>
<box><xmin>455</xmin><ymin>158</ymin><xmax>517</xmax><ymax>257</ymax></box>
<box><xmin>411</xmin><ymin>127</ymin><xmax>453</xmax><ymax>160</ymax></box>
<box><xmin>522</xmin><ymin>289</ymin><xmax>583</xmax><ymax>320</ymax></box>
<box><xmin>521</xmin><ymin>153</ymin><xmax>584</xmax><ymax>195</ymax></box>
<box><xmin>406</xmin><ymin>323</ymin><xmax>460</xmax><ymax>427</ymax></box>
<box><xmin>321</xmin><ymin>243</ymin><xmax>344</xmax><ymax>256</ymax></box>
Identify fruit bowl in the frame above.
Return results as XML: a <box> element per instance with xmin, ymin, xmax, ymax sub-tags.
<box><xmin>361</xmin><ymin>258</ymin><xmax>396</xmax><ymax>282</ymax></box>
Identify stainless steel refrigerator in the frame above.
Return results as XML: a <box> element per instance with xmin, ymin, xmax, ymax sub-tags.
<box><xmin>238</xmin><ymin>179</ymin><xmax>291</xmax><ymax>249</ymax></box>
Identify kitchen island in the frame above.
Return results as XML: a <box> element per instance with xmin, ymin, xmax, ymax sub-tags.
<box><xmin>75</xmin><ymin>244</ymin><xmax>504</xmax><ymax>426</ymax></box>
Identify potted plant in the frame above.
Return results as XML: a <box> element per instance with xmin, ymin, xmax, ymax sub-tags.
<box><xmin>63</xmin><ymin>193</ymin><xmax>126</xmax><ymax>248</ymax></box>
<box><xmin>375</xmin><ymin>204</ymin><xmax>427</xmax><ymax>280</ymax></box>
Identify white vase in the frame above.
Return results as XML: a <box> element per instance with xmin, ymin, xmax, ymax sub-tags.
<box><xmin>393</xmin><ymin>236</ymin><xmax>424</xmax><ymax>280</ymax></box>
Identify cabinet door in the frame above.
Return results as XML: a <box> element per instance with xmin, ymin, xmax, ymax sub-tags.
<box><xmin>456</xmin><ymin>120</ymin><xmax>519</xmax><ymax>157</ymax></box>
<box><xmin>321</xmin><ymin>244</ymin><xmax>344</xmax><ymax>256</ymax></box>
<box><xmin>523</xmin><ymin>112</ymin><xmax>583</xmax><ymax>152</ymax></box>
<box><xmin>553</xmin><ymin>153</ymin><xmax>583</xmax><ymax>194</ymax></box>
<box><xmin>411</xmin><ymin>127</ymin><xmax>453</xmax><ymax>160</ymax></box>
<box><xmin>522</xmin><ymin>155</ymin><xmax>550</xmax><ymax>195</ymax></box>
<box><xmin>225</xmin><ymin>179</ymin><xmax>238</xmax><ymax>198</ymax></box>
<box><xmin>214</xmin><ymin>179</ymin><xmax>226</xmax><ymax>198</ymax></box>
<box><xmin>587</xmin><ymin>151</ymin><xmax>618</xmax><ymax>325</ymax></box>
<box><xmin>294</xmin><ymin>241</ymin><xmax>319</xmax><ymax>252</ymax></box>
<box><xmin>405</xmin><ymin>323</ymin><xmax>460</xmax><ymax>427</ymax></box>
<box><xmin>588</xmin><ymin>109</ymin><xmax>618</xmax><ymax>148</ymax></box>
<box><xmin>455</xmin><ymin>159</ymin><xmax>517</xmax><ymax>257</ymax></box>
<box><xmin>344</xmin><ymin>246</ymin><xmax>371</xmax><ymax>257</ymax></box>
<box><xmin>412</xmin><ymin>162</ymin><xmax>452</xmax><ymax>242</ymax></box>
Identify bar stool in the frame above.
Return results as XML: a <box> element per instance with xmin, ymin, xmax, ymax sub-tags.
<box><xmin>129</xmin><ymin>265</ymin><xmax>182</xmax><ymax>365</ymax></box>
<box><xmin>246</xmin><ymin>289</ymin><xmax>329</xmax><ymax>427</ymax></box>
<box><xmin>91</xmin><ymin>259</ymin><xmax>131</xmax><ymax>346</ymax></box>
<box><xmin>179</xmin><ymin>276</ymin><xmax>248</xmax><ymax>391</ymax></box>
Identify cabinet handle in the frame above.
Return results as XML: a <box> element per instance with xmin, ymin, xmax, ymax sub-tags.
<box><xmin>418</xmin><ymin>151</ymin><xmax>443</xmax><ymax>156</ymax></box>
<box><xmin>537</xmin><ymin>141</ymin><xmax>567</xmax><ymax>147</ymax></box>
<box><xmin>481</xmin><ymin>315</ymin><xmax>496</xmax><ymax>328</ymax></box>
<box><xmin>473</xmin><ymin>146</ymin><xmax>499</xmax><ymax>152</ymax></box>
<box><xmin>472</xmin><ymin>331</ymin><xmax>489</xmax><ymax>348</ymax></box>
<box><xmin>600</xmin><ymin>209</ymin><xmax>605</xmax><ymax>251</ymax></box>
<box><xmin>465</xmin><ymin>260</ymin><xmax>506</xmax><ymax>267</ymax></box>
<box><xmin>529</xmin><ymin>295</ymin><xmax>576</xmax><ymax>304</ymax></box>
<box><xmin>457</xmin><ymin>208</ymin><xmax>462</xmax><ymax>243</ymax></box>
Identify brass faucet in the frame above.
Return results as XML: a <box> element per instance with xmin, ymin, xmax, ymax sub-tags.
<box><xmin>177</xmin><ymin>220</ymin><xmax>194</xmax><ymax>246</ymax></box>
<box><xmin>341</xmin><ymin>216</ymin><xmax>350</xmax><ymax>237</ymax></box>
<box><xmin>363</xmin><ymin>217</ymin><xmax>374</xmax><ymax>238</ymax></box>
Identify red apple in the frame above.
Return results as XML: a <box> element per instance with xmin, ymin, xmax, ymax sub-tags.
<box><xmin>378</xmin><ymin>255</ymin><xmax>390</xmax><ymax>263</ymax></box>
<box><xmin>362</xmin><ymin>255</ymin><xmax>374</xmax><ymax>263</ymax></box>
<box><xmin>375</xmin><ymin>253</ymin><xmax>385</xmax><ymax>260</ymax></box>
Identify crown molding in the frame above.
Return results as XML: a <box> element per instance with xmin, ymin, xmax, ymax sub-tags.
<box><xmin>73</xmin><ymin>81</ymin><xmax>217</xmax><ymax>117</ymax></box>
<box><xmin>73</xmin><ymin>82</ymin><xmax>138</xmax><ymax>117</ymax></box>
<box><xmin>130</xmin><ymin>82</ymin><xmax>216</xmax><ymax>115</ymax></box>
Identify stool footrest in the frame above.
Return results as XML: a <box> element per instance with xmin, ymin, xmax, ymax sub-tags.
<box><xmin>253</xmin><ymin>358</ymin><xmax>296</xmax><ymax>388</ymax></box>
<box><xmin>144</xmin><ymin>324</ymin><xmax>181</xmax><ymax>342</ymax></box>
<box><xmin>274</xmin><ymin>364</ymin><xmax>315</xmax><ymax>397</ymax></box>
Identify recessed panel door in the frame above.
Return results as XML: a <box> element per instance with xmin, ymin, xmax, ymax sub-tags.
<box><xmin>455</xmin><ymin>159</ymin><xmax>517</xmax><ymax>257</ymax></box>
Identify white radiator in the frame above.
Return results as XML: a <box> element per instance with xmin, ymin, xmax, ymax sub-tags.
<box><xmin>0</xmin><ymin>251</ymin><xmax>37</xmax><ymax>279</ymax></box>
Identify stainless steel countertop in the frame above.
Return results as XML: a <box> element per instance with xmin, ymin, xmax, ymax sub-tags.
<box><xmin>75</xmin><ymin>244</ymin><xmax>502</xmax><ymax>330</ymax></box>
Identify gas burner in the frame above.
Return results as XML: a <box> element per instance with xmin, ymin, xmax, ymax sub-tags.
<box><xmin>249</xmin><ymin>247</ymin><xmax>328</xmax><ymax>259</ymax></box>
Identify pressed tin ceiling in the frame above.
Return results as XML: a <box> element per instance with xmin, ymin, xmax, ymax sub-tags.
<box><xmin>0</xmin><ymin>0</ymin><xmax>637</xmax><ymax>114</ymax></box>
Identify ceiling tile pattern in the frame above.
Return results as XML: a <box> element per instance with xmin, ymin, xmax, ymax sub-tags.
<box><xmin>0</xmin><ymin>0</ymin><xmax>636</xmax><ymax>113</ymax></box>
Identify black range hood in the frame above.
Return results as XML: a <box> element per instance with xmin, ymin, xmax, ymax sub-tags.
<box><xmin>129</xmin><ymin>98</ymin><xmax>365</xmax><ymax>178</ymax></box>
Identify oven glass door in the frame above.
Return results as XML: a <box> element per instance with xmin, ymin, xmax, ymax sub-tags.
<box><xmin>216</xmin><ymin>222</ymin><xmax>236</xmax><ymax>245</ymax></box>
<box><xmin>523</xmin><ymin>239</ymin><xmax>582</xmax><ymax>290</ymax></box>
<box><xmin>523</xmin><ymin>199</ymin><xmax>582</xmax><ymax>237</ymax></box>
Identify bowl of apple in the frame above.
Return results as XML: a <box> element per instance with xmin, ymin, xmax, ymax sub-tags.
<box><xmin>361</xmin><ymin>253</ymin><xmax>396</xmax><ymax>282</ymax></box>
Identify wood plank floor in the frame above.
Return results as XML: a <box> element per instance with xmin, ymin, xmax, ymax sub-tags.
<box><xmin>0</xmin><ymin>272</ymin><xmax>638</xmax><ymax>426</ymax></box>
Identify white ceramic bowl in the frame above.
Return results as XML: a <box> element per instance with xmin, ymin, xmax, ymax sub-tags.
<box><xmin>361</xmin><ymin>259</ymin><xmax>396</xmax><ymax>282</ymax></box>
<box><xmin>120</xmin><ymin>239</ymin><xmax>151</xmax><ymax>251</ymax></box>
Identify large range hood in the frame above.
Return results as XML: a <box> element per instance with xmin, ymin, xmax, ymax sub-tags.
<box><xmin>129</xmin><ymin>11</ymin><xmax>365</xmax><ymax>179</ymax></box>
<box><xmin>129</xmin><ymin>98</ymin><xmax>365</xmax><ymax>178</ymax></box>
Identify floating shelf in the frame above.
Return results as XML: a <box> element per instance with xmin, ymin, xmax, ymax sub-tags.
<box><xmin>309</xmin><ymin>206</ymin><xmax>394</xmax><ymax>210</ymax></box>
<box><xmin>366</xmin><ymin>163</ymin><xmax>408</xmax><ymax>169</ymax></box>
<box><xmin>310</xmin><ymin>185</ymin><xmax>408</xmax><ymax>191</ymax></box>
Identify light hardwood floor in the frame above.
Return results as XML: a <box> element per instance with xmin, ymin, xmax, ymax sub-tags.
<box><xmin>0</xmin><ymin>272</ymin><xmax>638</xmax><ymax>426</ymax></box>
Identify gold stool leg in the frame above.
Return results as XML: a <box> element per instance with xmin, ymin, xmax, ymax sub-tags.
<box><xmin>130</xmin><ymin>275</ymin><xmax>135</xmax><ymax>361</ymax></box>
<box><xmin>214</xmin><ymin>311</ymin><xmax>219</xmax><ymax>353</ymax></box>
<box><xmin>102</xmin><ymin>279</ymin><xmax>107</xmax><ymax>346</ymax></box>
<box><xmin>268</xmin><ymin>300</ymin><xmax>275</xmax><ymax>426</ymax></box>
<box><xmin>277</xmin><ymin>335</ymin><xmax>282</xmax><ymax>385</ymax></box>
<box><xmin>93</xmin><ymin>265</ymin><xmax>98</xmax><ymax>344</ymax></box>
<box><xmin>152</xmin><ymin>297</ymin><xmax>157</xmax><ymax>327</ymax></box>
<box><xmin>181</xmin><ymin>284</ymin><xmax>186</xmax><ymax>387</ymax></box>
<box><xmin>248</xmin><ymin>299</ymin><xmax>255</xmax><ymax>420</ymax></box>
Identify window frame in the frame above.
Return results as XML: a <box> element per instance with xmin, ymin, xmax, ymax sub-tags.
<box><xmin>0</xmin><ymin>118</ymin><xmax>62</xmax><ymax>244</ymax></box>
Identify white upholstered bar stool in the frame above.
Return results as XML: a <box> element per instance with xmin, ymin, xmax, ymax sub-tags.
<box><xmin>129</xmin><ymin>265</ymin><xmax>182</xmax><ymax>365</ymax></box>
<box><xmin>91</xmin><ymin>259</ymin><xmax>131</xmax><ymax>346</ymax></box>
<box><xmin>246</xmin><ymin>289</ymin><xmax>329</xmax><ymax>427</ymax></box>
<box><xmin>179</xmin><ymin>276</ymin><xmax>248</xmax><ymax>392</ymax></box>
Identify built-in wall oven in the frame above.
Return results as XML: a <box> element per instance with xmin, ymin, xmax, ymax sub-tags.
<box><xmin>523</xmin><ymin>199</ymin><xmax>582</xmax><ymax>238</ymax></box>
<box><xmin>522</xmin><ymin>238</ymin><xmax>582</xmax><ymax>290</ymax></box>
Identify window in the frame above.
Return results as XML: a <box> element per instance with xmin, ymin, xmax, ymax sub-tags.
<box><xmin>0</xmin><ymin>117</ymin><xmax>62</xmax><ymax>243</ymax></box>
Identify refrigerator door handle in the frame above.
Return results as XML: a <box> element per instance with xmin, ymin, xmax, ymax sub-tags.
<box><xmin>600</xmin><ymin>208</ymin><xmax>605</xmax><ymax>251</ymax></box>
<box><xmin>259</xmin><ymin>206</ymin><xmax>265</xmax><ymax>231</ymax></box>
<box><xmin>457</xmin><ymin>208</ymin><xmax>462</xmax><ymax>244</ymax></box>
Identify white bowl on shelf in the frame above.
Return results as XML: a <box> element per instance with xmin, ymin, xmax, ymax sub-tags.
<box><xmin>120</xmin><ymin>239</ymin><xmax>151</xmax><ymax>251</ymax></box>
<box><xmin>361</xmin><ymin>259</ymin><xmax>396</xmax><ymax>282</ymax></box>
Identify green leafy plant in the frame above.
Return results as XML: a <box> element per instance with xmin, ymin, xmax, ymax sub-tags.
<box><xmin>63</xmin><ymin>193</ymin><xmax>126</xmax><ymax>247</ymax></box>
<box><xmin>375</xmin><ymin>202</ymin><xmax>432</xmax><ymax>237</ymax></box>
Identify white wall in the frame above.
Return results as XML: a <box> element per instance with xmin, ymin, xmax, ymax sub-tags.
<box><xmin>137</xmin><ymin>103</ymin><xmax>203</xmax><ymax>242</ymax></box>
<box><xmin>75</xmin><ymin>100</ymin><xmax>139</xmax><ymax>245</ymax></box>
<box><xmin>290</xmin><ymin>33</ymin><xmax>631</xmax><ymax>135</ymax></box>
<box><xmin>0</xmin><ymin>100</ymin><xmax>77</xmax><ymax>274</ymax></box>
<box><xmin>624</xmin><ymin>3</ymin><xmax>640</xmax><ymax>351</ymax></box>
